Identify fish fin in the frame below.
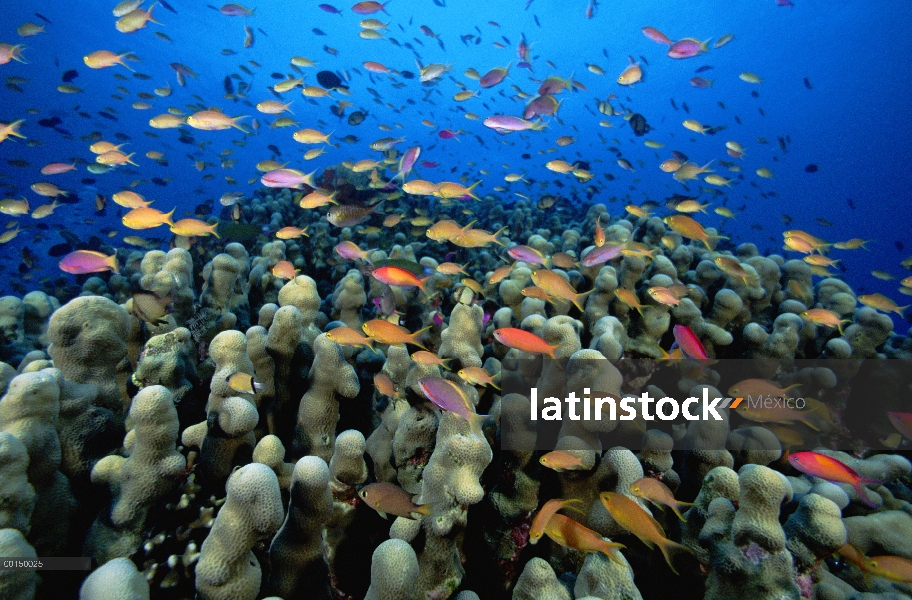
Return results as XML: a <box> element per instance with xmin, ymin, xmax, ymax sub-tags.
<box><xmin>853</xmin><ymin>482</ymin><xmax>879</xmax><ymax>508</ymax></box>
<box><xmin>415</xmin><ymin>503</ymin><xmax>433</xmax><ymax>516</ymax></box>
<box><xmin>573</xmin><ymin>288</ymin><xmax>595</xmax><ymax>313</ymax></box>
<box><xmin>601</xmin><ymin>543</ymin><xmax>627</xmax><ymax>566</ymax></box>
<box><xmin>378</xmin><ymin>510</ymin><xmax>389</xmax><ymax>520</ymax></box>
<box><xmin>670</xmin><ymin>505</ymin><xmax>688</xmax><ymax>522</ymax></box>
<box><xmin>658</xmin><ymin>539</ymin><xmax>692</xmax><ymax>575</ymax></box>
<box><xmin>469</xmin><ymin>413</ymin><xmax>488</xmax><ymax>441</ymax></box>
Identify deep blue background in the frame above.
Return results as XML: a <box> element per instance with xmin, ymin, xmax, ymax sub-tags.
<box><xmin>0</xmin><ymin>0</ymin><xmax>910</xmax><ymax>329</ymax></box>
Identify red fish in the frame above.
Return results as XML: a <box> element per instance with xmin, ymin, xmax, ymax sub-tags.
<box><xmin>438</xmin><ymin>129</ymin><xmax>459</xmax><ymax>140</ymax></box>
<box><xmin>493</xmin><ymin>328</ymin><xmax>559</xmax><ymax>358</ymax></box>
<box><xmin>672</xmin><ymin>325</ymin><xmax>708</xmax><ymax>360</ymax></box>
<box><xmin>788</xmin><ymin>451</ymin><xmax>880</xmax><ymax>508</ymax></box>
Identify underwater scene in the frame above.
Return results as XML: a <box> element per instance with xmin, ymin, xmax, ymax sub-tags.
<box><xmin>1</xmin><ymin>0</ymin><xmax>912</xmax><ymax>598</ymax></box>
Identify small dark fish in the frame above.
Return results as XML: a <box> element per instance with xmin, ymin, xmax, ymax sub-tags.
<box><xmin>847</xmin><ymin>198</ymin><xmax>855</xmax><ymax>210</ymax></box>
<box><xmin>347</xmin><ymin>111</ymin><xmax>366</xmax><ymax>126</ymax></box>
<box><xmin>670</xmin><ymin>98</ymin><xmax>678</xmax><ymax>110</ymax></box>
<box><xmin>151</xmin><ymin>177</ymin><xmax>169</xmax><ymax>186</ymax></box>
<box><xmin>158</xmin><ymin>0</ymin><xmax>177</xmax><ymax>13</ymax></box>
<box><xmin>399</xmin><ymin>70</ymin><xmax>415</xmax><ymax>79</ymax></box>
<box><xmin>82</xmin><ymin>178</ymin><xmax>97</xmax><ymax>185</ymax></box>
<box><xmin>803</xmin><ymin>77</ymin><xmax>813</xmax><ymax>90</ymax></box>
<box><xmin>432</xmin><ymin>0</ymin><xmax>445</xmax><ymax>5</ymax></box>
<box><xmin>7</xmin><ymin>159</ymin><xmax>29</xmax><ymax>168</ymax></box>
<box><xmin>695</xmin><ymin>65</ymin><xmax>713</xmax><ymax>73</ymax></box>
<box><xmin>751</xmin><ymin>90</ymin><xmax>759</xmax><ymax>98</ymax></box>
<box><xmin>35</xmin><ymin>12</ymin><xmax>52</xmax><ymax>24</ymax></box>
<box><xmin>38</xmin><ymin>116</ymin><xmax>62</xmax><ymax>128</ymax></box>
<box><xmin>270</xmin><ymin>72</ymin><xmax>284</xmax><ymax>79</ymax></box>
<box><xmin>758</xmin><ymin>107</ymin><xmax>765</xmax><ymax>116</ymax></box>
<box><xmin>48</xmin><ymin>243</ymin><xmax>73</xmax><ymax>257</ymax></box>
<box><xmin>313</xmin><ymin>28</ymin><xmax>327</xmax><ymax>36</ymax></box>
<box><xmin>133</xmin><ymin>73</ymin><xmax>152</xmax><ymax>80</ymax></box>
<box><xmin>640</xmin><ymin>55</ymin><xmax>649</xmax><ymax>66</ymax></box>
<box><xmin>804</xmin><ymin>164</ymin><xmax>819</xmax><ymax>173</ymax></box>
<box><xmin>114</xmin><ymin>132</ymin><xmax>130</xmax><ymax>141</ymax></box>
<box><xmin>682</xmin><ymin>101</ymin><xmax>690</xmax><ymax>114</ymax></box>
<box><xmin>98</xmin><ymin>111</ymin><xmax>118</xmax><ymax>121</ymax></box>
<box><xmin>61</xmin><ymin>69</ymin><xmax>79</xmax><ymax>82</ymax></box>
<box><xmin>628</xmin><ymin>113</ymin><xmax>650</xmax><ymax>137</ymax></box>
<box><xmin>317</xmin><ymin>70</ymin><xmax>342</xmax><ymax>89</ymax></box>
<box><xmin>896</xmin><ymin>241</ymin><xmax>904</xmax><ymax>251</ymax></box>
<box><xmin>223</xmin><ymin>76</ymin><xmax>234</xmax><ymax>95</ymax></box>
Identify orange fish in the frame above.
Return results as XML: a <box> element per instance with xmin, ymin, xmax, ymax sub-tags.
<box><xmin>493</xmin><ymin>328</ymin><xmax>559</xmax><ymax>358</ymax></box>
<box><xmin>543</xmin><ymin>513</ymin><xmax>627</xmax><ymax>566</ymax></box>
<box><xmin>529</xmin><ymin>498</ymin><xmax>586</xmax><ymax>544</ymax></box>
<box><xmin>362</xmin><ymin>319</ymin><xmax>429</xmax><ymax>349</ymax></box>
<box><xmin>629</xmin><ymin>478</ymin><xmax>695</xmax><ymax>522</ymax></box>
<box><xmin>539</xmin><ymin>450</ymin><xmax>594</xmax><ymax>472</ymax></box>
<box><xmin>599</xmin><ymin>492</ymin><xmax>692</xmax><ymax>574</ymax></box>
<box><xmin>370</xmin><ymin>265</ymin><xmax>430</xmax><ymax>295</ymax></box>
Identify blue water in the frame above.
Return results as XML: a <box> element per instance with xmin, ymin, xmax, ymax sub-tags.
<box><xmin>1</xmin><ymin>0</ymin><xmax>910</xmax><ymax>328</ymax></box>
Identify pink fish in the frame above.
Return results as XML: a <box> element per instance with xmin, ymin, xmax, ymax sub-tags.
<box><xmin>788</xmin><ymin>451</ymin><xmax>880</xmax><ymax>508</ymax></box>
<box><xmin>59</xmin><ymin>250</ymin><xmax>119</xmax><ymax>275</ymax></box>
<box><xmin>507</xmin><ymin>245</ymin><xmax>549</xmax><ymax>266</ymax></box>
<box><xmin>672</xmin><ymin>325</ymin><xmax>708</xmax><ymax>360</ymax></box>
<box><xmin>667</xmin><ymin>38</ymin><xmax>709</xmax><ymax>59</ymax></box>
<box><xmin>482</xmin><ymin>115</ymin><xmax>544</xmax><ymax>133</ymax></box>
<box><xmin>420</xmin><ymin>160</ymin><xmax>438</xmax><ymax>168</ymax></box>
<box><xmin>418</xmin><ymin>377</ymin><xmax>488</xmax><ymax>439</ymax></box>
<box><xmin>261</xmin><ymin>168</ymin><xmax>316</xmax><ymax>189</ymax></box>
<box><xmin>393</xmin><ymin>146</ymin><xmax>421</xmax><ymax>181</ymax></box>
<box><xmin>523</xmin><ymin>94</ymin><xmax>559</xmax><ymax>120</ymax></box>
<box><xmin>642</xmin><ymin>27</ymin><xmax>673</xmax><ymax>46</ymax></box>
<box><xmin>352</xmin><ymin>1</ymin><xmax>389</xmax><ymax>15</ymax></box>
<box><xmin>776</xmin><ymin>0</ymin><xmax>794</xmax><ymax>6</ymax></box>
<box><xmin>479</xmin><ymin>63</ymin><xmax>511</xmax><ymax>88</ymax></box>
<box><xmin>517</xmin><ymin>36</ymin><xmax>532</xmax><ymax>63</ymax></box>
<box><xmin>580</xmin><ymin>243</ymin><xmax>624</xmax><ymax>267</ymax></box>
<box><xmin>432</xmin><ymin>310</ymin><xmax>444</xmax><ymax>326</ymax></box>
<box><xmin>438</xmin><ymin>129</ymin><xmax>459</xmax><ymax>140</ymax></box>
<box><xmin>689</xmin><ymin>77</ymin><xmax>713</xmax><ymax>88</ymax></box>
<box><xmin>219</xmin><ymin>3</ymin><xmax>255</xmax><ymax>16</ymax></box>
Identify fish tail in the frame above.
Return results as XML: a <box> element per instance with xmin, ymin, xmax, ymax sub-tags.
<box><xmin>573</xmin><ymin>288</ymin><xmax>594</xmax><ymax>313</ymax></box>
<box><xmin>415</xmin><ymin>503</ymin><xmax>433</xmax><ymax>516</ymax></box>
<box><xmin>410</xmin><ymin>326</ymin><xmax>431</xmax><ymax>349</ymax></box>
<box><xmin>670</xmin><ymin>504</ymin><xmax>688</xmax><ymax>522</ymax></box>
<box><xmin>853</xmin><ymin>481</ymin><xmax>879</xmax><ymax>508</ymax></box>
<box><xmin>599</xmin><ymin>542</ymin><xmax>627</xmax><ymax>567</ymax></box>
<box><xmin>210</xmin><ymin>223</ymin><xmax>220</xmax><ymax>239</ymax></box>
<box><xmin>164</xmin><ymin>208</ymin><xmax>175</xmax><ymax>226</ymax></box>
<box><xmin>108</xmin><ymin>253</ymin><xmax>121</xmax><ymax>273</ymax></box>
<box><xmin>546</xmin><ymin>343</ymin><xmax>560</xmax><ymax>360</ymax></box>
<box><xmin>491</xmin><ymin>225</ymin><xmax>510</xmax><ymax>246</ymax></box>
<box><xmin>469</xmin><ymin>413</ymin><xmax>488</xmax><ymax>441</ymax></box>
<box><xmin>659</xmin><ymin>538</ymin><xmax>692</xmax><ymax>575</ymax></box>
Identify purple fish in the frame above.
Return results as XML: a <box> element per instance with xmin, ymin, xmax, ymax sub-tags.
<box><xmin>689</xmin><ymin>77</ymin><xmax>713</xmax><ymax>88</ymax></box>
<box><xmin>482</xmin><ymin>115</ymin><xmax>543</xmax><ymax>133</ymax></box>
<box><xmin>438</xmin><ymin>129</ymin><xmax>459</xmax><ymax>140</ymax></box>
<box><xmin>667</xmin><ymin>38</ymin><xmax>708</xmax><ymax>59</ymax></box>
<box><xmin>581</xmin><ymin>243</ymin><xmax>625</xmax><ymax>267</ymax></box>
<box><xmin>393</xmin><ymin>146</ymin><xmax>421</xmax><ymax>181</ymax></box>
<box><xmin>420</xmin><ymin>160</ymin><xmax>439</xmax><ymax>168</ymax></box>
<box><xmin>418</xmin><ymin>377</ymin><xmax>488</xmax><ymax>439</ymax></box>
<box><xmin>507</xmin><ymin>245</ymin><xmax>549</xmax><ymax>266</ymax></box>
<box><xmin>318</xmin><ymin>3</ymin><xmax>343</xmax><ymax>14</ymax></box>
